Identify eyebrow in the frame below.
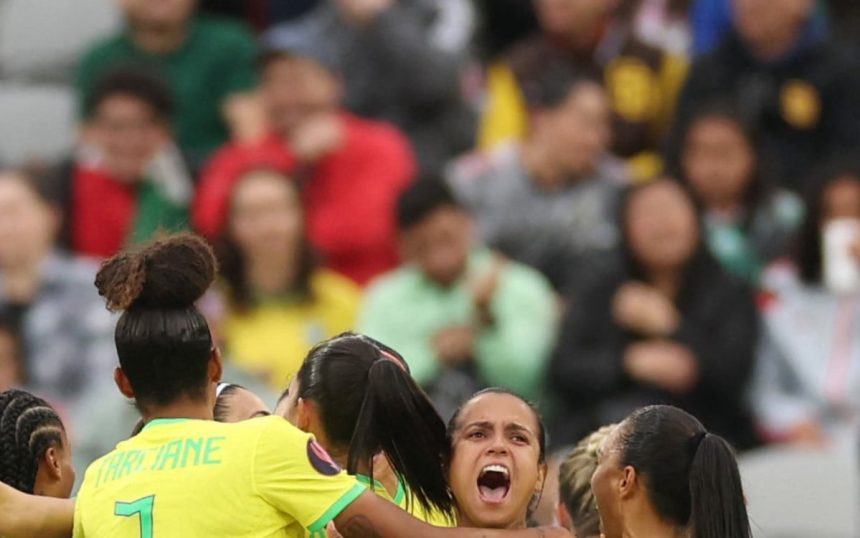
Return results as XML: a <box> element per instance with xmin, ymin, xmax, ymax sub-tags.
<box><xmin>462</xmin><ymin>420</ymin><xmax>535</xmax><ymax>436</ymax></box>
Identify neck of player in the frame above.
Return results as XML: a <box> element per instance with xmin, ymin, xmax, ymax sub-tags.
<box><xmin>141</xmin><ymin>394</ymin><xmax>214</xmax><ymax>424</ymax></box>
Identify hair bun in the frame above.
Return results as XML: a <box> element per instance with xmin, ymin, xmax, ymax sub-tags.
<box><xmin>96</xmin><ymin>233</ymin><xmax>218</xmax><ymax>312</ymax></box>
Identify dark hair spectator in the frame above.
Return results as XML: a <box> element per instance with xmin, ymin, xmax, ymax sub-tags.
<box><xmin>360</xmin><ymin>180</ymin><xmax>557</xmax><ymax>418</ymax></box>
<box><xmin>549</xmin><ymin>180</ymin><xmax>759</xmax><ymax>449</ymax></box>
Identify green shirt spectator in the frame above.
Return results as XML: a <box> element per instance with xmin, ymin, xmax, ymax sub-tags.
<box><xmin>358</xmin><ymin>181</ymin><xmax>557</xmax><ymax>415</ymax></box>
<box><xmin>76</xmin><ymin>14</ymin><xmax>257</xmax><ymax>161</ymax></box>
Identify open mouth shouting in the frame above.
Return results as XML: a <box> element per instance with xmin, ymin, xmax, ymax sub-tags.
<box><xmin>477</xmin><ymin>464</ymin><xmax>511</xmax><ymax>505</ymax></box>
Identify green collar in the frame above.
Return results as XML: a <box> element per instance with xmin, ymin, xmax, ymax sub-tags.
<box><xmin>141</xmin><ymin>418</ymin><xmax>193</xmax><ymax>432</ymax></box>
<box><xmin>355</xmin><ymin>473</ymin><xmax>406</xmax><ymax>505</ymax></box>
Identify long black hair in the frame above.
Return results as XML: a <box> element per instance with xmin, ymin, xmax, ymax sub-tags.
<box><xmin>215</xmin><ymin>166</ymin><xmax>317</xmax><ymax>310</ymax></box>
<box><xmin>0</xmin><ymin>389</ymin><xmax>65</xmax><ymax>494</ymax></box>
<box><xmin>794</xmin><ymin>159</ymin><xmax>860</xmax><ymax>285</ymax></box>
<box><xmin>675</xmin><ymin>100</ymin><xmax>774</xmax><ymax>230</ymax></box>
<box><xmin>95</xmin><ymin>233</ymin><xmax>217</xmax><ymax>412</ymax></box>
<box><xmin>295</xmin><ymin>332</ymin><xmax>455</xmax><ymax>519</ymax></box>
<box><xmin>616</xmin><ymin>405</ymin><xmax>751</xmax><ymax>538</ymax></box>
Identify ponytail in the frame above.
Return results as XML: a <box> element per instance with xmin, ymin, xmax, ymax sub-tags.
<box><xmin>296</xmin><ymin>333</ymin><xmax>455</xmax><ymax>520</ymax></box>
<box><xmin>688</xmin><ymin>433</ymin><xmax>751</xmax><ymax>538</ymax></box>
<box><xmin>349</xmin><ymin>358</ymin><xmax>454</xmax><ymax>517</ymax></box>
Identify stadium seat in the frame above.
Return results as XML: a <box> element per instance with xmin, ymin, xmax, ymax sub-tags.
<box><xmin>0</xmin><ymin>0</ymin><xmax>120</xmax><ymax>82</ymax></box>
<box><xmin>740</xmin><ymin>442</ymin><xmax>860</xmax><ymax>537</ymax></box>
<box><xmin>0</xmin><ymin>83</ymin><xmax>75</xmax><ymax>166</ymax></box>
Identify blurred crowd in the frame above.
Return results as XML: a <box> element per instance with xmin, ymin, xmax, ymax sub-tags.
<box><xmin>1</xmin><ymin>0</ymin><xmax>860</xmax><ymax>505</ymax></box>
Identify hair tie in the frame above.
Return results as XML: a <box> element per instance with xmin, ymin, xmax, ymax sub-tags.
<box><xmin>690</xmin><ymin>431</ymin><xmax>708</xmax><ymax>453</ymax></box>
<box><xmin>215</xmin><ymin>382</ymin><xmax>232</xmax><ymax>398</ymax></box>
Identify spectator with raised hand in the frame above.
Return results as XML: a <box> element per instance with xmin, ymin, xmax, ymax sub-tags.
<box><xmin>667</xmin><ymin>0</ymin><xmax>860</xmax><ymax>193</ymax></box>
<box><xmin>0</xmin><ymin>170</ymin><xmax>116</xmax><ymax>410</ymax></box>
<box><xmin>548</xmin><ymin>180</ymin><xmax>759</xmax><ymax>449</ymax></box>
<box><xmin>448</xmin><ymin>68</ymin><xmax>626</xmax><ymax>295</ymax></box>
<box><xmin>677</xmin><ymin>102</ymin><xmax>804</xmax><ymax>285</ymax></box>
<box><xmin>359</xmin><ymin>180</ymin><xmax>556</xmax><ymax>418</ymax></box>
<box><xmin>263</xmin><ymin>0</ymin><xmax>474</xmax><ymax>175</ymax></box>
<box><xmin>200</xmin><ymin>167</ymin><xmax>361</xmax><ymax>391</ymax></box>
<box><xmin>194</xmin><ymin>37</ymin><xmax>415</xmax><ymax>286</ymax></box>
<box><xmin>752</xmin><ymin>164</ymin><xmax>860</xmax><ymax>447</ymax></box>
<box><xmin>480</xmin><ymin>0</ymin><xmax>688</xmax><ymax>181</ymax></box>
<box><xmin>75</xmin><ymin>0</ymin><xmax>258</xmax><ymax>164</ymax></box>
<box><xmin>53</xmin><ymin>68</ymin><xmax>192</xmax><ymax>259</ymax></box>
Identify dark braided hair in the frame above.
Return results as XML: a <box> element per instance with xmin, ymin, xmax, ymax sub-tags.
<box><xmin>0</xmin><ymin>389</ymin><xmax>65</xmax><ymax>494</ymax></box>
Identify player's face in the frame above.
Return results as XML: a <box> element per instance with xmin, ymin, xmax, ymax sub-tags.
<box><xmin>447</xmin><ymin>393</ymin><xmax>545</xmax><ymax>529</ymax></box>
<box><xmin>590</xmin><ymin>426</ymin><xmax>625</xmax><ymax>538</ymax></box>
<box><xmin>219</xmin><ymin>388</ymin><xmax>270</xmax><ymax>423</ymax></box>
<box><xmin>35</xmin><ymin>431</ymin><xmax>76</xmax><ymax>499</ymax></box>
<box><xmin>277</xmin><ymin>377</ymin><xmax>301</xmax><ymax>427</ymax></box>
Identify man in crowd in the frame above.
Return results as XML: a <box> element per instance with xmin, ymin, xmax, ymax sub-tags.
<box><xmin>359</xmin><ymin>180</ymin><xmax>556</xmax><ymax>418</ymax></box>
<box><xmin>668</xmin><ymin>0</ymin><xmax>860</xmax><ymax>193</ymax></box>
<box><xmin>264</xmin><ymin>0</ymin><xmax>474</xmax><ymax>174</ymax></box>
<box><xmin>447</xmin><ymin>67</ymin><xmax>627</xmax><ymax>295</ymax></box>
<box><xmin>75</xmin><ymin>0</ymin><xmax>259</xmax><ymax>164</ymax></box>
<box><xmin>54</xmin><ymin>68</ymin><xmax>192</xmax><ymax>259</ymax></box>
<box><xmin>194</xmin><ymin>33</ymin><xmax>415</xmax><ymax>286</ymax></box>
<box><xmin>480</xmin><ymin>0</ymin><xmax>687</xmax><ymax>180</ymax></box>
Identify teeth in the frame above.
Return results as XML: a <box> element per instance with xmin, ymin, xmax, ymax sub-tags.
<box><xmin>482</xmin><ymin>464</ymin><xmax>509</xmax><ymax>477</ymax></box>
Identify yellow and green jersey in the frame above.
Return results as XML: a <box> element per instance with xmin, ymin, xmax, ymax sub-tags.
<box><xmin>73</xmin><ymin>416</ymin><xmax>366</xmax><ymax>538</ymax></box>
<box><xmin>355</xmin><ymin>474</ymin><xmax>455</xmax><ymax>528</ymax></box>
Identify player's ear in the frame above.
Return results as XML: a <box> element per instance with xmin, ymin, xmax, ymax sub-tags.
<box><xmin>209</xmin><ymin>347</ymin><xmax>223</xmax><ymax>384</ymax></box>
<box><xmin>114</xmin><ymin>367</ymin><xmax>135</xmax><ymax>398</ymax></box>
<box><xmin>296</xmin><ymin>397</ymin><xmax>313</xmax><ymax>432</ymax></box>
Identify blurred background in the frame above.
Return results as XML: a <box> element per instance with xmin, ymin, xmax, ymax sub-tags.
<box><xmin>0</xmin><ymin>0</ymin><xmax>858</xmax><ymax>535</ymax></box>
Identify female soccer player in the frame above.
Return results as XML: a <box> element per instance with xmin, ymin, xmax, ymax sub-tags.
<box><xmin>213</xmin><ymin>382</ymin><xmax>269</xmax><ymax>423</ymax></box>
<box><xmin>446</xmin><ymin>389</ymin><xmax>547</xmax><ymax>530</ymax></box>
<box><xmin>71</xmin><ymin>233</ymin><xmax>569</xmax><ymax>538</ymax></box>
<box><xmin>591</xmin><ymin>405</ymin><xmax>751</xmax><ymax>538</ymax></box>
<box><xmin>276</xmin><ymin>333</ymin><xmax>455</xmax><ymax>526</ymax></box>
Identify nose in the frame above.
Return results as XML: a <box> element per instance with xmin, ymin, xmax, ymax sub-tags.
<box><xmin>486</xmin><ymin>434</ymin><xmax>509</xmax><ymax>456</ymax></box>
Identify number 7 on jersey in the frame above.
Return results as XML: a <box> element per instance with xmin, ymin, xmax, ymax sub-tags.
<box><xmin>115</xmin><ymin>495</ymin><xmax>155</xmax><ymax>538</ymax></box>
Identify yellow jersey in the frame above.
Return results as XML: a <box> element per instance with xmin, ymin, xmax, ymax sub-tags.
<box><xmin>73</xmin><ymin>416</ymin><xmax>366</xmax><ymax>538</ymax></box>
<box><xmin>223</xmin><ymin>270</ymin><xmax>360</xmax><ymax>390</ymax></box>
<box><xmin>355</xmin><ymin>474</ymin><xmax>455</xmax><ymax>528</ymax></box>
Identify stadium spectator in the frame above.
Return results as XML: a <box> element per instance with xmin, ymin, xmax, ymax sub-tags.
<box><xmin>678</xmin><ymin>102</ymin><xmax>803</xmax><ymax>284</ymax></box>
<box><xmin>359</xmin><ymin>181</ymin><xmax>556</xmax><ymax>417</ymax></box>
<box><xmin>75</xmin><ymin>0</ymin><xmax>258</xmax><ymax>163</ymax></box>
<box><xmin>556</xmin><ymin>425</ymin><xmax>615</xmax><ymax>538</ymax></box>
<box><xmin>200</xmin><ymin>0</ymin><xmax>319</xmax><ymax>30</ymax></box>
<box><xmin>629</xmin><ymin>0</ymin><xmax>693</xmax><ymax>55</ymax></box>
<box><xmin>194</xmin><ymin>39</ymin><xmax>415</xmax><ymax>286</ymax></box>
<box><xmin>752</xmin><ymin>164</ymin><xmax>860</xmax><ymax>446</ymax></box>
<box><xmin>201</xmin><ymin>168</ymin><xmax>360</xmax><ymax>390</ymax></box>
<box><xmin>591</xmin><ymin>405</ymin><xmax>751</xmax><ymax>538</ymax></box>
<box><xmin>53</xmin><ymin>69</ymin><xmax>192</xmax><ymax>259</ymax></box>
<box><xmin>0</xmin><ymin>318</ymin><xmax>23</xmax><ymax>392</ymax></box>
<box><xmin>668</xmin><ymin>0</ymin><xmax>860</xmax><ymax>193</ymax></box>
<box><xmin>548</xmin><ymin>180</ymin><xmax>759</xmax><ymax>449</ymax></box>
<box><xmin>448</xmin><ymin>70</ymin><xmax>626</xmax><ymax>294</ymax></box>
<box><xmin>0</xmin><ymin>389</ymin><xmax>74</xmax><ymax>499</ymax></box>
<box><xmin>479</xmin><ymin>0</ymin><xmax>687</xmax><ymax>180</ymax></box>
<box><xmin>263</xmin><ymin>0</ymin><xmax>475</xmax><ymax>174</ymax></box>
<box><xmin>0</xmin><ymin>171</ymin><xmax>116</xmax><ymax>407</ymax></box>
<box><xmin>446</xmin><ymin>389</ymin><xmax>547</xmax><ymax>529</ymax></box>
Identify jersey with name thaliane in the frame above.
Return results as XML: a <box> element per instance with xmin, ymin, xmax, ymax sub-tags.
<box><xmin>73</xmin><ymin>416</ymin><xmax>366</xmax><ymax>538</ymax></box>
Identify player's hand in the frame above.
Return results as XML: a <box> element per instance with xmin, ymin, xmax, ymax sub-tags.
<box><xmin>289</xmin><ymin>113</ymin><xmax>344</xmax><ymax>163</ymax></box>
<box><xmin>335</xmin><ymin>0</ymin><xmax>394</xmax><ymax>26</ymax></box>
<box><xmin>612</xmin><ymin>282</ymin><xmax>680</xmax><ymax>337</ymax></box>
<box><xmin>433</xmin><ymin>325</ymin><xmax>476</xmax><ymax>367</ymax></box>
<box><xmin>623</xmin><ymin>341</ymin><xmax>699</xmax><ymax>394</ymax></box>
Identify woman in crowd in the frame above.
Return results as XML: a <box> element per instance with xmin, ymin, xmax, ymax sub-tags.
<box><xmin>204</xmin><ymin>166</ymin><xmax>360</xmax><ymax>391</ymax></box>
<box><xmin>277</xmin><ymin>332</ymin><xmax>455</xmax><ymax>526</ymax></box>
<box><xmin>591</xmin><ymin>405</ymin><xmax>751</xmax><ymax>538</ymax></box>
<box><xmin>678</xmin><ymin>102</ymin><xmax>803</xmax><ymax>284</ymax></box>
<box><xmin>446</xmin><ymin>389</ymin><xmax>548</xmax><ymax>530</ymax></box>
<box><xmin>0</xmin><ymin>389</ymin><xmax>75</xmax><ymax>498</ymax></box>
<box><xmin>74</xmin><ymin>234</ymin><xmax>563</xmax><ymax>537</ymax></box>
<box><xmin>549</xmin><ymin>179</ymin><xmax>759</xmax><ymax>449</ymax></box>
<box><xmin>753</xmin><ymin>164</ymin><xmax>860</xmax><ymax>446</ymax></box>
<box><xmin>556</xmin><ymin>425</ymin><xmax>615</xmax><ymax>538</ymax></box>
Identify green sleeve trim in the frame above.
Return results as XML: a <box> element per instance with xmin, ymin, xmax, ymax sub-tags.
<box><xmin>307</xmin><ymin>483</ymin><xmax>367</xmax><ymax>534</ymax></box>
<box><xmin>393</xmin><ymin>478</ymin><xmax>406</xmax><ymax>506</ymax></box>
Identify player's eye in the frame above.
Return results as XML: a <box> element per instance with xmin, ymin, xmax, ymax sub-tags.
<box><xmin>467</xmin><ymin>430</ymin><xmax>486</xmax><ymax>440</ymax></box>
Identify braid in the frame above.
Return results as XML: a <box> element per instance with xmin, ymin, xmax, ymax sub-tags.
<box><xmin>0</xmin><ymin>390</ymin><xmax>65</xmax><ymax>493</ymax></box>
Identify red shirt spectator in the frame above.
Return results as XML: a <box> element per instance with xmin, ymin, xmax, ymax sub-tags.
<box><xmin>195</xmin><ymin>114</ymin><xmax>414</xmax><ymax>285</ymax></box>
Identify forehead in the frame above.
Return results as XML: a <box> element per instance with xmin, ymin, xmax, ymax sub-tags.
<box><xmin>457</xmin><ymin>393</ymin><xmax>538</xmax><ymax>431</ymax></box>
